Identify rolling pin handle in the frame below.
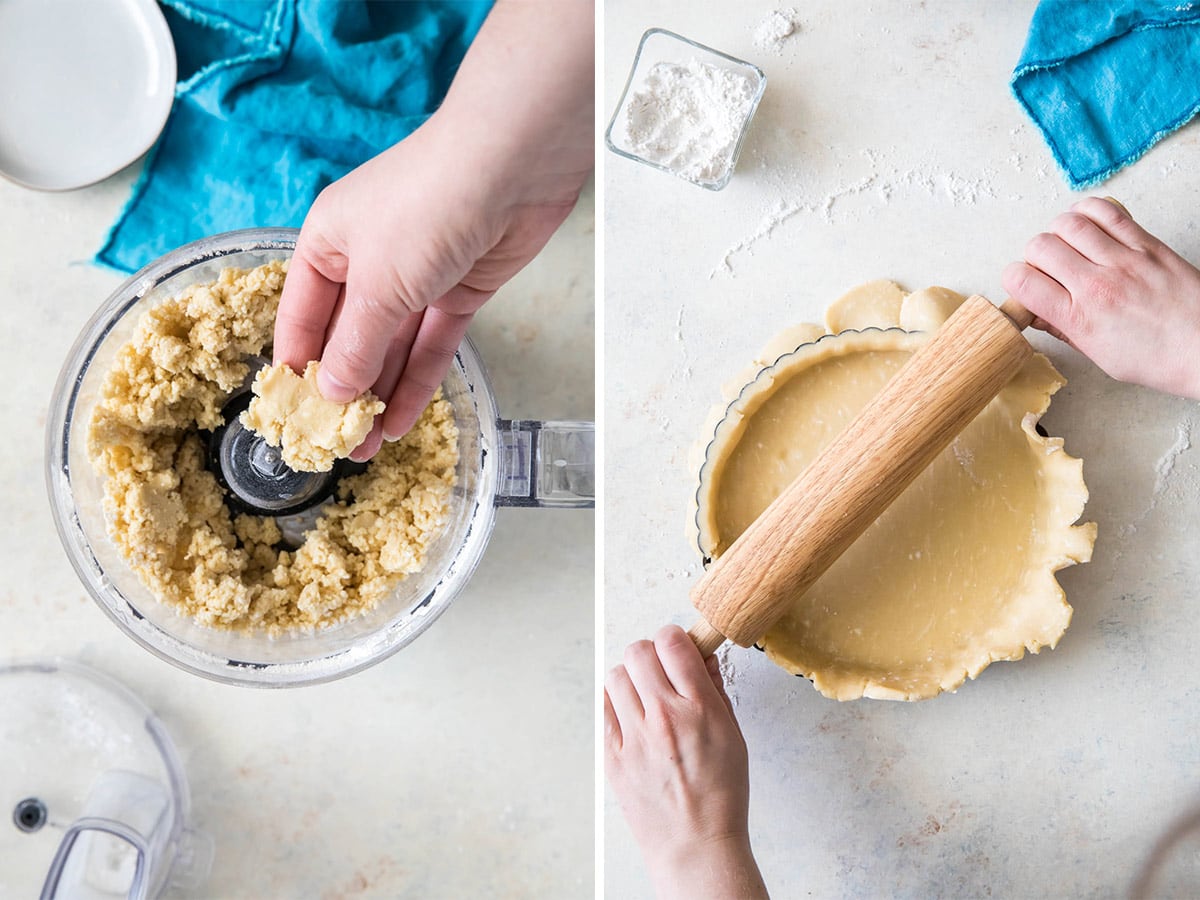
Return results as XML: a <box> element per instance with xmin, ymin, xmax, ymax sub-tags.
<box><xmin>687</xmin><ymin>618</ymin><xmax>727</xmax><ymax>658</ymax></box>
<box><xmin>1104</xmin><ymin>196</ymin><xmax>1130</xmax><ymax>217</ymax></box>
<box><xmin>998</xmin><ymin>297</ymin><xmax>1034</xmax><ymax>331</ymax></box>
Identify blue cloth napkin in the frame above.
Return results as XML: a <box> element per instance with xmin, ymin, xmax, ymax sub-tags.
<box><xmin>97</xmin><ymin>0</ymin><xmax>492</xmax><ymax>273</ymax></box>
<box><xmin>1011</xmin><ymin>0</ymin><xmax>1200</xmax><ymax>189</ymax></box>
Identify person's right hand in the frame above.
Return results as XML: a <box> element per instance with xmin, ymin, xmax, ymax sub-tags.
<box><xmin>272</xmin><ymin>116</ymin><xmax>587</xmax><ymax>458</ymax></box>
<box><xmin>604</xmin><ymin>625</ymin><xmax>768</xmax><ymax>900</ymax></box>
<box><xmin>1002</xmin><ymin>197</ymin><xmax>1200</xmax><ymax>399</ymax></box>
<box><xmin>271</xmin><ymin>0</ymin><xmax>594</xmax><ymax>461</ymax></box>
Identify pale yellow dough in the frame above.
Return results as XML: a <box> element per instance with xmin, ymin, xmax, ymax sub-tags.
<box><xmin>693</xmin><ymin>281</ymin><xmax>1096</xmax><ymax>701</ymax></box>
<box><xmin>241</xmin><ymin>361</ymin><xmax>384</xmax><ymax>473</ymax></box>
<box><xmin>87</xmin><ymin>260</ymin><xmax>459</xmax><ymax>633</ymax></box>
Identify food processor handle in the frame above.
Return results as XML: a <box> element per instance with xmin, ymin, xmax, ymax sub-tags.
<box><xmin>495</xmin><ymin>420</ymin><xmax>595</xmax><ymax>508</ymax></box>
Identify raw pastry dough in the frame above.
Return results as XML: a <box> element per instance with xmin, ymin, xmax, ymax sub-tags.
<box><xmin>87</xmin><ymin>260</ymin><xmax>459</xmax><ymax>633</ymax></box>
<box><xmin>692</xmin><ymin>281</ymin><xmax>1096</xmax><ymax>701</ymax></box>
<box><xmin>241</xmin><ymin>361</ymin><xmax>384</xmax><ymax>473</ymax></box>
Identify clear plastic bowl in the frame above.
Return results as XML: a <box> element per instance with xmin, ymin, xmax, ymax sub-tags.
<box><xmin>605</xmin><ymin>28</ymin><xmax>767</xmax><ymax>190</ymax></box>
<box><xmin>45</xmin><ymin>229</ymin><xmax>501</xmax><ymax>687</ymax></box>
<box><xmin>0</xmin><ymin>659</ymin><xmax>209</xmax><ymax>897</ymax></box>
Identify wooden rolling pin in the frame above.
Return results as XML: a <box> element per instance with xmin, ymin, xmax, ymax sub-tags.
<box><xmin>686</xmin><ymin>294</ymin><xmax>1035</xmax><ymax>657</ymax></box>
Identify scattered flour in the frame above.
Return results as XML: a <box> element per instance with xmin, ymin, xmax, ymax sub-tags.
<box><xmin>716</xmin><ymin>641</ymin><xmax>742</xmax><ymax>707</ymax></box>
<box><xmin>951</xmin><ymin>436</ymin><xmax>985</xmax><ymax>486</ymax></box>
<box><xmin>939</xmin><ymin>171</ymin><xmax>997</xmax><ymax>205</ymax></box>
<box><xmin>710</xmin><ymin>172</ymin><xmax>878</xmax><ymax>277</ymax></box>
<box><xmin>1114</xmin><ymin>415</ymin><xmax>1194</xmax><ymax>548</ymax></box>
<box><xmin>754</xmin><ymin>7</ymin><xmax>801</xmax><ymax>54</ymax></box>
<box><xmin>622</xmin><ymin>57</ymin><xmax>757</xmax><ymax>185</ymax></box>
<box><xmin>711</xmin><ymin>145</ymin><xmax>1026</xmax><ymax>277</ymax></box>
<box><xmin>1154</xmin><ymin>419</ymin><xmax>1193</xmax><ymax>494</ymax></box>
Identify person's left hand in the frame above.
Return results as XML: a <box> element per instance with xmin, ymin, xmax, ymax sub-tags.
<box><xmin>605</xmin><ymin>625</ymin><xmax>768</xmax><ymax>900</ymax></box>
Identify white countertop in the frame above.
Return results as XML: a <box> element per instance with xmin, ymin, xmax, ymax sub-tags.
<box><xmin>0</xmin><ymin>162</ymin><xmax>594</xmax><ymax>894</ymax></box>
<box><xmin>604</xmin><ymin>1</ymin><xmax>1200</xmax><ymax>897</ymax></box>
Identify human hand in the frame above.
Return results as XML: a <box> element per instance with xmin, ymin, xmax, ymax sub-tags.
<box><xmin>273</xmin><ymin>0</ymin><xmax>593</xmax><ymax>459</ymax></box>
<box><xmin>605</xmin><ymin>625</ymin><xmax>768</xmax><ymax>900</ymax></box>
<box><xmin>1002</xmin><ymin>197</ymin><xmax>1200</xmax><ymax>399</ymax></box>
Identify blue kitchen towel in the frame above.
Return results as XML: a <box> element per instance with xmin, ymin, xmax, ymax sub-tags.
<box><xmin>1011</xmin><ymin>0</ymin><xmax>1200</xmax><ymax>189</ymax></box>
<box><xmin>97</xmin><ymin>0</ymin><xmax>492</xmax><ymax>272</ymax></box>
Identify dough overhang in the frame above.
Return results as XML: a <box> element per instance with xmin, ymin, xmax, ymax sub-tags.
<box><xmin>691</xmin><ymin>281</ymin><xmax>1097</xmax><ymax>701</ymax></box>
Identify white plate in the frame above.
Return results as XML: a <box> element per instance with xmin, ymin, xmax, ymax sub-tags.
<box><xmin>0</xmin><ymin>0</ymin><xmax>176</xmax><ymax>191</ymax></box>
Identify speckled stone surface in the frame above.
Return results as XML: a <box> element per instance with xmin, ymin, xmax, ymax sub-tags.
<box><xmin>0</xmin><ymin>159</ymin><xmax>594</xmax><ymax>895</ymax></box>
<box><xmin>604</xmin><ymin>1</ymin><xmax>1200</xmax><ymax>897</ymax></box>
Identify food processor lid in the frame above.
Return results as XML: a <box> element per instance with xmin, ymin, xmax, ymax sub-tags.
<box><xmin>0</xmin><ymin>660</ymin><xmax>210</xmax><ymax>899</ymax></box>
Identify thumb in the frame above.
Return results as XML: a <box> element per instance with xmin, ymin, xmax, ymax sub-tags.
<box><xmin>318</xmin><ymin>268</ymin><xmax>416</xmax><ymax>401</ymax></box>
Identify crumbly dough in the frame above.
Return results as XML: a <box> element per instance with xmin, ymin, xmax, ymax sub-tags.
<box><xmin>241</xmin><ymin>361</ymin><xmax>384</xmax><ymax>473</ymax></box>
<box><xmin>87</xmin><ymin>260</ymin><xmax>459</xmax><ymax>633</ymax></box>
<box><xmin>692</xmin><ymin>281</ymin><xmax>1096</xmax><ymax>701</ymax></box>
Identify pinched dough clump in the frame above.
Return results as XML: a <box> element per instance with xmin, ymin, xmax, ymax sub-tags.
<box><xmin>86</xmin><ymin>260</ymin><xmax>459</xmax><ymax>633</ymax></box>
<box><xmin>241</xmin><ymin>361</ymin><xmax>385</xmax><ymax>472</ymax></box>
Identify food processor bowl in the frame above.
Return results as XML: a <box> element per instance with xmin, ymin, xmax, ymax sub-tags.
<box><xmin>46</xmin><ymin>229</ymin><xmax>593</xmax><ymax>687</ymax></box>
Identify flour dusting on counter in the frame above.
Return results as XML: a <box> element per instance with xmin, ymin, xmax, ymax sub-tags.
<box><xmin>754</xmin><ymin>8</ymin><xmax>801</xmax><ymax>54</ymax></box>
<box><xmin>1153</xmin><ymin>419</ymin><xmax>1192</xmax><ymax>494</ymax></box>
<box><xmin>716</xmin><ymin>641</ymin><xmax>742</xmax><ymax>707</ymax></box>
<box><xmin>711</xmin><ymin>145</ymin><xmax>1031</xmax><ymax>278</ymax></box>
<box><xmin>1115</xmin><ymin>413</ymin><xmax>1195</xmax><ymax>548</ymax></box>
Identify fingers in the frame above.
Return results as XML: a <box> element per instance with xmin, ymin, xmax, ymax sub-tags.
<box><xmin>348</xmin><ymin>313</ymin><xmax>423</xmax><ymax>462</ymax></box>
<box><xmin>705</xmin><ymin>653</ymin><xmax>723</xmax><ymax>691</ymax></box>
<box><xmin>319</xmin><ymin>304</ymin><xmax>408</xmax><ymax>402</ymax></box>
<box><xmin>704</xmin><ymin>652</ymin><xmax>741</xmax><ymax>727</ymax></box>
<box><xmin>654</xmin><ymin>625</ymin><xmax>723</xmax><ymax>702</ymax></box>
<box><xmin>623</xmin><ymin>638</ymin><xmax>674</xmax><ymax>702</ymax></box>
<box><xmin>381</xmin><ymin>307</ymin><xmax>475</xmax><ymax>440</ymax></box>
<box><xmin>317</xmin><ymin>253</ymin><xmax>422</xmax><ymax>401</ymax></box>
<box><xmin>1002</xmin><ymin>260</ymin><xmax>1075</xmax><ymax>334</ymax></box>
<box><xmin>1047</xmin><ymin>210</ymin><xmax>1126</xmax><ymax>267</ymax></box>
<box><xmin>1022</xmin><ymin>230</ymin><xmax>1096</xmax><ymax>292</ymax></box>
<box><xmin>273</xmin><ymin>254</ymin><xmax>342</xmax><ymax>370</ymax></box>
<box><xmin>605</xmin><ymin>663</ymin><xmax>644</xmax><ymax>725</ymax></box>
<box><xmin>1070</xmin><ymin>196</ymin><xmax>1154</xmax><ymax>252</ymax></box>
<box><xmin>1007</xmin><ymin>196</ymin><xmax>1150</xmax><ymax>346</ymax></box>
<box><xmin>608</xmin><ymin>629</ymin><xmax>722</xmax><ymax>727</ymax></box>
<box><xmin>603</xmin><ymin>689</ymin><xmax>622</xmax><ymax>752</ymax></box>
<box><xmin>432</xmin><ymin>281</ymin><xmax>495</xmax><ymax>317</ymax></box>
<box><xmin>372</xmin><ymin>312</ymin><xmax>423</xmax><ymax>403</ymax></box>
<box><xmin>1030</xmin><ymin>315</ymin><xmax>1075</xmax><ymax>347</ymax></box>
<box><xmin>349</xmin><ymin>421</ymin><xmax>385</xmax><ymax>464</ymax></box>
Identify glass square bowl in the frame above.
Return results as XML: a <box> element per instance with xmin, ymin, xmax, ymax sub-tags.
<box><xmin>605</xmin><ymin>28</ymin><xmax>766</xmax><ymax>191</ymax></box>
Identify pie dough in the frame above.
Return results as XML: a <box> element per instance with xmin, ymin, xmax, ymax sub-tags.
<box><xmin>692</xmin><ymin>281</ymin><xmax>1096</xmax><ymax>701</ymax></box>
<box><xmin>87</xmin><ymin>260</ymin><xmax>459</xmax><ymax>633</ymax></box>
<box><xmin>241</xmin><ymin>360</ymin><xmax>384</xmax><ymax>473</ymax></box>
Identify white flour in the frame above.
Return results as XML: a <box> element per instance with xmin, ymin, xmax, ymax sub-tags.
<box><xmin>711</xmin><ymin>144</ymin><xmax>1026</xmax><ymax>277</ymax></box>
<box><xmin>622</xmin><ymin>57</ymin><xmax>757</xmax><ymax>184</ymax></box>
<box><xmin>754</xmin><ymin>7</ymin><xmax>801</xmax><ymax>54</ymax></box>
<box><xmin>1154</xmin><ymin>419</ymin><xmax>1192</xmax><ymax>494</ymax></box>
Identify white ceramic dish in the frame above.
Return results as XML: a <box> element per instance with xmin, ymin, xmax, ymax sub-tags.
<box><xmin>0</xmin><ymin>0</ymin><xmax>176</xmax><ymax>191</ymax></box>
